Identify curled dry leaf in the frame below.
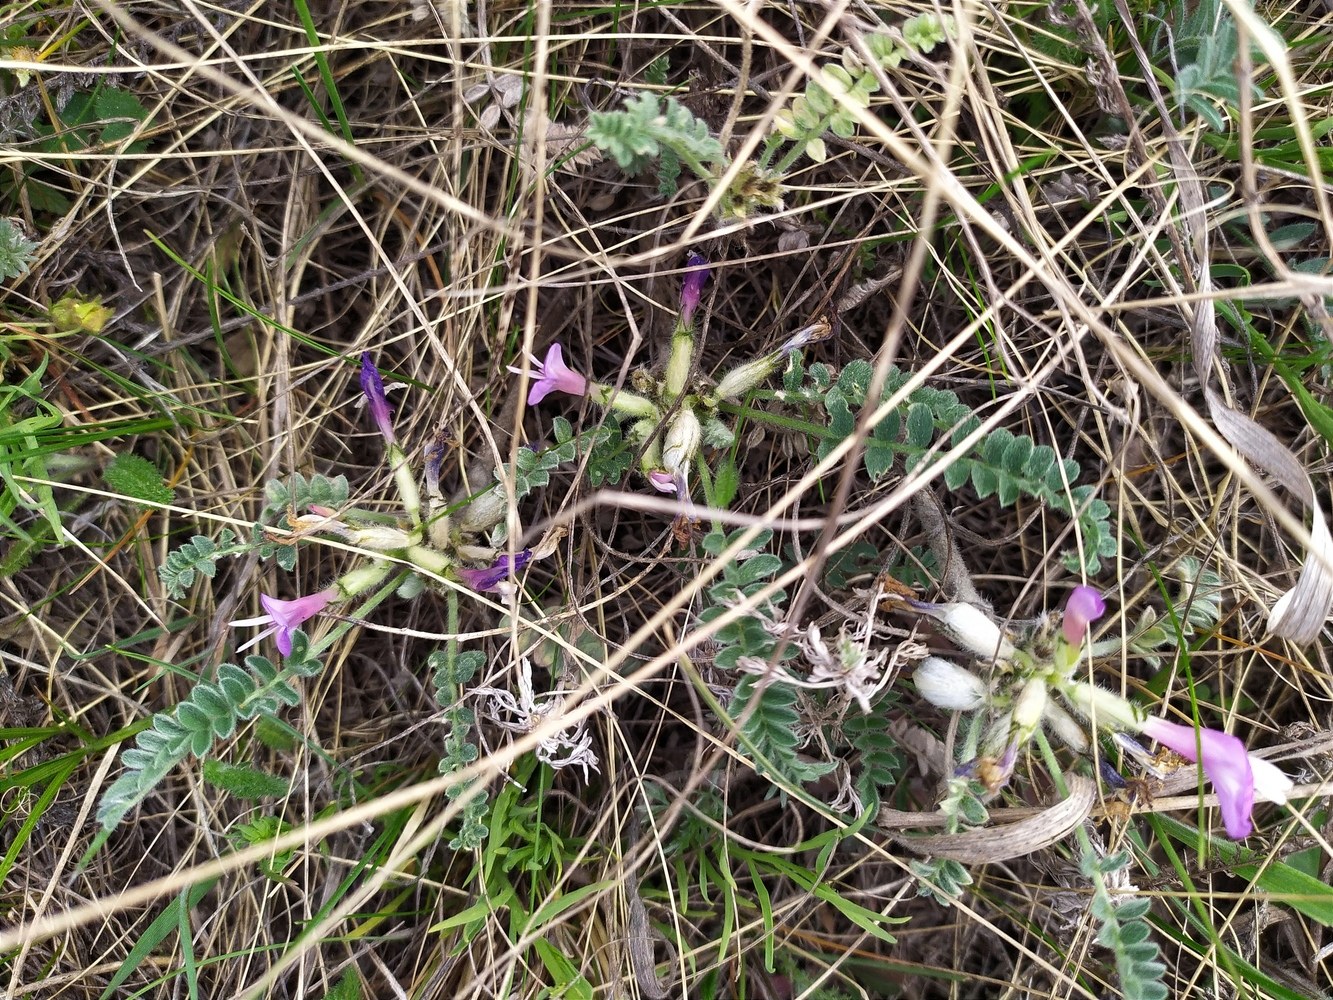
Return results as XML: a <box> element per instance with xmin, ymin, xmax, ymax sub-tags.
<box><xmin>837</xmin><ymin>265</ymin><xmax>903</xmax><ymax>311</ymax></box>
<box><xmin>878</xmin><ymin>772</ymin><xmax>1096</xmax><ymax>864</ymax></box>
<box><xmin>545</xmin><ymin>122</ymin><xmax>602</xmax><ymax>169</ymax></box>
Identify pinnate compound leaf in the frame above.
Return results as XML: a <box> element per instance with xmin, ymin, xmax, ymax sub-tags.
<box><xmin>159</xmin><ymin>529</ymin><xmax>238</xmax><ymax>599</ymax></box>
<box><xmin>586</xmin><ymin>93</ymin><xmax>723</xmax><ymax>175</ymax></box>
<box><xmin>97</xmin><ymin>650</ymin><xmax>322</xmax><ymax>831</ymax></box>
<box><xmin>733</xmin><ymin>678</ymin><xmax>834</xmax><ymax>784</ymax></box>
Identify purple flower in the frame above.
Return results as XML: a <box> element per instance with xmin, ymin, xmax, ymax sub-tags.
<box><xmin>458</xmin><ymin>550</ymin><xmax>532</xmax><ymax>593</ymax></box>
<box><xmin>1062</xmin><ymin>585</ymin><xmax>1106</xmax><ymax>644</ymax></box>
<box><xmin>359</xmin><ymin>353</ymin><xmax>396</xmax><ymax>444</ymax></box>
<box><xmin>506</xmin><ymin>344</ymin><xmax>588</xmax><ymax>405</ymax></box>
<box><xmin>679</xmin><ymin>253</ymin><xmax>710</xmax><ymax>328</ymax></box>
<box><xmin>1140</xmin><ymin>717</ymin><xmax>1263</xmax><ymax>838</ymax></box>
<box><xmin>231</xmin><ymin>587</ymin><xmax>338</xmax><ymax>657</ymax></box>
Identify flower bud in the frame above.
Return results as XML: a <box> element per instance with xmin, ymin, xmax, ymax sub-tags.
<box><xmin>347</xmin><ymin>524</ymin><xmax>415</xmax><ymax>552</ymax></box>
<box><xmin>456</xmin><ymin>484</ymin><xmax>508</xmax><ymax>532</ymax></box>
<box><xmin>1064</xmin><ymin>682</ymin><xmax>1144</xmax><ymax>729</ymax></box>
<box><xmin>908</xmin><ymin>598</ymin><xmax>1015</xmax><ymax>661</ymax></box>
<box><xmin>713</xmin><ymin>354</ymin><xmax>781</xmax><ymax>400</ymax></box>
<box><xmin>359</xmin><ymin>353</ymin><xmax>396</xmax><ymax>445</ymax></box>
<box><xmin>913</xmin><ymin>656</ymin><xmax>986</xmax><ymax>711</ymax></box>
<box><xmin>1011</xmin><ymin>678</ymin><xmax>1048</xmax><ymax>734</ymax></box>
<box><xmin>679</xmin><ymin>253</ymin><xmax>710</xmax><ymax>329</ymax></box>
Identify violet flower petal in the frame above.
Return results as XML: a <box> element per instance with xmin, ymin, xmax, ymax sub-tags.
<box><xmin>1141</xmin><ymin>717</ymin><xmax>1256</xmax><ymax>838</ymax></box>
<box><xmin>233</xmin><ymin>588</ymin><xmax>338</xmax><ymax>657</ymax></box>
<box><xmin>359</xmin><ymin>353</ymin><xmax>396</xmax><ymax>445</ymax></box>
<box><xmin>506</xmin><ymin>343</ymin><xmax>588</xmax><ymax>405</ymax></box>
<box><xmin>679</xmin><ymin>254</ymin><xmax>710</xmax><ymax>328</ymax></box>
<box><xmin>648</xmin><ymin>470</ymin><xmax>677</xmax><ymax>493</ymax></box>
<box><xmin>458</xmin><ymin>550</ymin><xmax>532</xmax><ymax>593</ymax></box>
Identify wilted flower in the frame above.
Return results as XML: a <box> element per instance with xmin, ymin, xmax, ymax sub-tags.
<box><xmin>1062</xmin><ymin>586</ymin><xmax>1106</xmax><ymax>644</ymax></box>
<box><xmin>359</xmin><ymin>353</ymin><xmax>396</xmax><ymax>445</ymax></box>
<box><xmin>457</xmin><ymin>550</ymin><xmax>532</xmax><ymax>593</ymax></box>
<box><xmin>231</xmin><ymin>588</ymin><xmax>338</xmax><ymax>657</ymax></box>
<box><xmin>802</xmin><ymin>623</ymin><xmax>891</xmax><ymax>713</ymax></box>
<box><xmin>1139</xmin><ymin>716</ymin><xmax>1292</xmax><ymax>839</ymax></box>
<box><xmin>454</xmin><ymin>483</ymin><xmax>510</xmax><ymax>533</ymax></box>
<box><xmin>425</xmin><ymin>436</ymin><xmax>446</xmax><ymax>500</ymax></box>
<box><xmin>474</xmin><ymin>658</ymin><xmax>599</xmax><ymax>781</ymax></box>
<box><xmin>507</xmin><ymin>343</ymin><xmax>588</xmax><ymax>405</ymax></box>
<box><xmin>679</xmin><ymin>253</ymin><xmax>710</xmax><ymax>328</ymax></box>
<box><xmin>778</xmin><ymin>318</ymin><xmax>832</xmax><ymax>355</ymax></box>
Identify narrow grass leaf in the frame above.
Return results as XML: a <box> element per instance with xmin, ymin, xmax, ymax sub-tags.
<box><xmin>99</xmin><ymin>879</ymin><xmax>217</xmax><ymax>1000</ymax></box>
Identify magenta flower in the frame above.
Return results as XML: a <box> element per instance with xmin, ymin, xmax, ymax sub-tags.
<box><xmin>1062</xmin><ymin>585</ymin><xmax>1106</xmax><ymax>644</ymax></box>
<box><xmin>506</xmin><ymin>344</ymin><xmax>588</xmax><ymax>405</ymax></box>
<box><xmin>1139</xmin><ymin>717</ymin><xmax>1288</xmax><ymax>839</ymax></box>
<box><xmin>231</xmin><ymin>587</ymin><xmax>338</xmax><ymax>657</ymax></box>
<box><xmin>679</xmin><ymin>253</ymin><xmax>710</xmax><ymax>328</ymax></box>
<box><xmin>457</xmin><ymin>550</ymin><xmax>532</xmax><ymax>593</ymax></box>
<box><xmin>359</xmin><ymin>353</ymin><xmax>396</xmax><ymax>444</ymax></box>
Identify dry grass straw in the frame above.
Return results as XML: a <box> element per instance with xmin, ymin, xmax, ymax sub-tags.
<box><xmin>2</xmin><ymin>0</ymin><xmax>1332</xmax><ymax>996</ymax></box>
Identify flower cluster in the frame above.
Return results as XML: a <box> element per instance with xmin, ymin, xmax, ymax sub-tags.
<box><xmin>231</xmin><ymin>353</ymin><xmax>534</xmax><ymax>657</ymax></box>
<box><xmin>909</xmin><ymin>586</ymin><xmax>1292</xmax><ymax>839</ymax></box>
<box><xmin>508</xmin><ymin>252</ymin><xmax>830</xmax><ymax>508</ymax></box>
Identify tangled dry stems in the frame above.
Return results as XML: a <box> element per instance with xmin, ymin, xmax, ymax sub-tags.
<box><xmin>1</xmin><ymin>0</ymin><xmax>1331</xmax><ymax>997</ymax></box>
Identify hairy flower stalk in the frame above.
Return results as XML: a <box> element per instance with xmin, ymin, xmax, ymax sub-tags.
<box><xmin>666</xmin><ymin>254</ymin><xmax>709</xmax><ymax>400</ymax></box>
<box><xmin>711</xmin><ymin>318</ymin><xmax>835</xmax><ymax>402</ymax></box>
<box><xmin>360</xmin><ymin>354</ymin><xmax>421</xmax><ymax>527</ymax></box>
<box><xmin>712</xmin><ymin>354</ymin><xmax>784</xmax><ymax>402</ymax></box>
<box><xmin>588</xmin><ymin>382</ymin><xmax>659</xmax><ymax>418</ymax></box>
